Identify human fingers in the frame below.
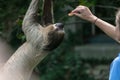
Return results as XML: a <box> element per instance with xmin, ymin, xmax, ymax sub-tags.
<box><xmin>72</xmin><ymin>5</ymin><xmax>86</xmax><ymax>13</ymax></box>
<box><xmin>68</xmin><ymin>8</ymin><xmax>81</xmax><ymax>16</ymax></box>
<box><xmin>68</xmin><ymin>5</ymin><xmax>86</xmax><ymax>16</ymax></box>
<box><xmin>73</xmin><ymin>13</ymin><xmax>82</xmax><ymax>17</ymax></box>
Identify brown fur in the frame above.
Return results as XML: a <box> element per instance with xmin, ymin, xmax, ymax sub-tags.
<box><xmin>0</xmin><ymin>0</ymin><xmax>65</xmax><ymax>80</ymax></box>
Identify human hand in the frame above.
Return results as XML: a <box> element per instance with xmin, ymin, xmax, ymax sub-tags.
<box><xmin>68</xmin><ymin>5</ymin><xmax>97</xmax><ymax>23</ymax></box>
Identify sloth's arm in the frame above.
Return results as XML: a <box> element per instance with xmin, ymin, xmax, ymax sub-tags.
<box><xmin>22</xmin><ymin>0</ymin><xmax>43</xmax><ymax>46</ymax></box>
<box><xmin>22</xmin><ymin>0</ymin><xmax>40</xmax><ymax>26</ymax></box>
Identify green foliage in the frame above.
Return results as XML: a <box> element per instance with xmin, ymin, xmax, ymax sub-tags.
<box><xmin>79</xmin><ymin>0</ymin><xmax>96</xmax><ymax>7</ymax></box>
<box><xmin>0</xmin><ymin>0</ymin><xmax>29</xmax><ymax>21</ymax></box>
<box><xmin>53</xmin><ymin>0</ymin><xmax>80</xmax><ymax>22</ymax></box>
<box><xmin>0</xmin><ymin>0</ymin><xmax>30</xmax><ymax>46</ymax></box>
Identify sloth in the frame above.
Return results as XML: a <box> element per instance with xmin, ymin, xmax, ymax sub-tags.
<box><xmin>0</xmin><ymin>0</ymin><xmax>65</xmax><ymax>80</ymax></box>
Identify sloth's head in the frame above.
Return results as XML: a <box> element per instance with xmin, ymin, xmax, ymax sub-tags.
<box><xmin>42</xmin><ymin>23</ymin><xmax>65</xmax><ymax>51</ymax></box>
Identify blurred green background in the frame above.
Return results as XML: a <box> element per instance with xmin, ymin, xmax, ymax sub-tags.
<box><xmin>0</xmin><ymin>0</ymin><xmax>120</xmax><ymax>80</ymax></box>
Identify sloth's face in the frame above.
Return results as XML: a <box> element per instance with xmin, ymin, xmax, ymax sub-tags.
<box><xmin>43</xmin><ymin>23</ymin><xmax>65</xmax><ymax>51</ymax></box>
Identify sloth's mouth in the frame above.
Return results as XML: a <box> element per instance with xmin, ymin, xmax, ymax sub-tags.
<box><xmin>53</xmin><ymin>23</ymin><xmax>64</xmax><ymax>30</ymax></box>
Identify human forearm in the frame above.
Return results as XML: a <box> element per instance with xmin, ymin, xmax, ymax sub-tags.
<box><xmin>94</xmin><ymin>18</ymin><xmax>116</xmax><ymax>40</ymax></box>
<box><xmin>69</xmin><ymin>5</ymin><xmax>117</xmax><ymax>42</ymax></box>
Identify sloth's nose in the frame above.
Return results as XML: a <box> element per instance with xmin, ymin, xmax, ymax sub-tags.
<box><xmin>55</xmin><ymin>23</ymin><xmax>64</xmax><ymax>29</ymax></box>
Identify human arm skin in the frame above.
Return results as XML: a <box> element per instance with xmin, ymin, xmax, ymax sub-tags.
<box><xmin>69</xmin><ymin>5</ymin><xmax>120</xmax><ymax>43</ymax></box>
